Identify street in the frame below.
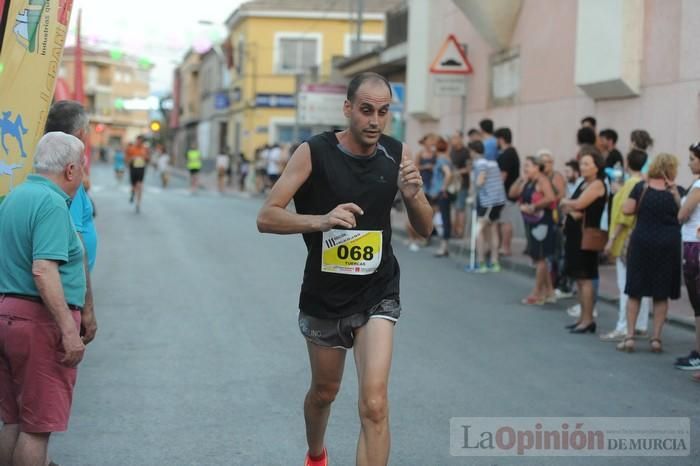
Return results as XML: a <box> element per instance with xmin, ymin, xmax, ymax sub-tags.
<box><xmin>51</xmin><ymin>165</ymin><xmax>700</xmax><ymax>466</ymax></box>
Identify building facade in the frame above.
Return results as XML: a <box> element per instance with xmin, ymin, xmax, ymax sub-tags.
<box><xmin>224</xmin><ymin>0</ymin><xmax>390</xmax><ymax>160</ymax></box>
<box><xmin>403</xmin><ymin>0</ymin><xmax>700</xmax><ymax>184</ymax></box>
<box><xmin>335</xmin><ymin>2</ymin><xmax>409</xmax><ymax>140</ymax></box>
<box><xmin>199</xmin><ymin>48</ymin><xmax>231</xmax><ymax>162</ymax></box>
<box><xmin>60</xmin><ymin>47</ymin><xmax>153</xmax><ymax>151</ymax></box>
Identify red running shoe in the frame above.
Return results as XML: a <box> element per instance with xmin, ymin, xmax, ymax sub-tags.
<box><xmin>304</xmin><ymin>448</ymin><xmax>328</xmax><ymax>466</ymax></box>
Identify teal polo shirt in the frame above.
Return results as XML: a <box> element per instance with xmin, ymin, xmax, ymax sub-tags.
<box><xmin>70</xmin><ymin>184</ymin><xmax>98</xmax><ymax>272</ymax></box>
<box><xmin>0</xmin><ymin>175</ymin><xmax>86</xmax><ymax>307</ymax></box>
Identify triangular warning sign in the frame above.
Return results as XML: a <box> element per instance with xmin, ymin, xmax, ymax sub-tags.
<box><xmin>430</xmin><ymin>34</ymin><xmax>473</xmax><ymax>75</ymax></box>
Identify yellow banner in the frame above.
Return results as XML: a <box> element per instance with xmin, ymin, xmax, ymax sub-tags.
<box><xmin>0</xmin><ymin>0</ymin><xmax>73</xmax><ymax>199</ymax></box>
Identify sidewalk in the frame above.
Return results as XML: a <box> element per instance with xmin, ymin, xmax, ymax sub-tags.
<box><xmin>390</xmin><ymin>208</ymin><xmax>697</xmax><ymax>330</ymax></box>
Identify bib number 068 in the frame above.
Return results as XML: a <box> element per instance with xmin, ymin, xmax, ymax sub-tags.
<box><xmin>337</xmin><ymin>245</ymin><xmax>375</xmax><ymax>261</ymax></box>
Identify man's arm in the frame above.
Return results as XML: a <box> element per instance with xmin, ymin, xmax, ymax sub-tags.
<box><xmin>399</xmin><ymin>144</ymin><xmax>433</xmax><ymax>238</ymax></box>
<box><xmin>77</xmin><ymin>234</ymin><xmax>97</xmax><ymax>345</ymax></box>
<box><xmin>32</xmin><ymin>260</ymin><xmax>85</xmax><ymax>367</ymax></box>
<box><xmin>679</xmin><ymin>187</ymin><xmax>700</xmax><ymax>223</ymax></box>
<box><xmin>70</xmin><ymin>195</ymin><xmax>97</xmax><ymax>345</ymax></box>
<box><xmin>256</xmin><ymin>143</ymin><xmax>363</xmax><ymax>234</ymax></box>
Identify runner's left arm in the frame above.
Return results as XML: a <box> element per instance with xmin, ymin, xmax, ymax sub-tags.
<box><xmin>399</xmin><ymin>144</ymin><xmax>433</xmax><ymax>238</ymax></box>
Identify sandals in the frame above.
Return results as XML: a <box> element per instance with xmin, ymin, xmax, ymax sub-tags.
<box><xmin>616</xmin><ymin>336</ymin><xmax>663</xmax><ymax>353</ymax></box>
<box><xmin>616</xmin><ymin>336</ymin><xmax>635</xmax><ymax>353</ymax></box>
<box><xmin>521</xmin><ymin>295</ymin><xmax>545</xmax><ymax>305</ymax></box>
<box><xmin>650</xmin><ymin>338</ymin><xmax>663</xmax><ymax>353</ymax></box>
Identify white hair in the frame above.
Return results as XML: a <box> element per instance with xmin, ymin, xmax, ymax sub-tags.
<box><xmin>536</xmin><ymin>148</ymin><xmax>553</xmax><ymax>158</ymax></box>
<box><xmin>33</xmin><ymin>132</ymin><xmax>85</xmax><ymax>173</ymax></box>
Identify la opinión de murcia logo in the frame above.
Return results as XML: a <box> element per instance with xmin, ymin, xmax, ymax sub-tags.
<box><xmin>450</xmin><ymin>418</ymin><xmax>690</xmax><ymax>457</ymax></box>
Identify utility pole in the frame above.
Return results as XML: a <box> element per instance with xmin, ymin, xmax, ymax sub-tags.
<box><xmin>354</xmin><ymin>0</ymin><xmax>364</xmax><ymax>55</ymax></box>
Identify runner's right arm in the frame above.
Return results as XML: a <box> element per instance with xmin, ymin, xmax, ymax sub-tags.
<box><xmin>257</xmin><ymin>142</ymin><xmax>363</xmax><ymax>234</ymax></box>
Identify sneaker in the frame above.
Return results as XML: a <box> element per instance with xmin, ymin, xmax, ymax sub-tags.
<box><xmin>566</xmin><ymin>305</ymin><xmax>597</xmax><ymax>318</ymax></box>
<box><xmin>477</xmin><ymin>263</ymin><xmax>491</xmax><ymax>273</ymax></box>
<box><xmin>408</xmin><ymin>243</ymin><xmax>420</xmax><ymax>252</ymax></box>
<box><xmin>566</xmin><ymin>304</ymin><xmax>581</xmax><ymax>318</ymax></box>
<box><xmin>555</xmin><ymin>289</ymin><xmax>575</xmax><ymax>299</ymax></box>
<box><xmin>599</xmin><ymin>329</ymin><xmax>627</xmax><ymax>342</ymax></box>
<box><xmin>488</xmin><ymin>262</ymin><xmax>501</xmax><ymax>273</ymax></box>
<box><xmin>305</xmin><ymin>448</ymin><xmax>328</xmax><ymax>466</ymax></box>
<box><xmin>675</xmin><ymin>350</ymin><xmax>700</xmax><ymax>370</ymax></box>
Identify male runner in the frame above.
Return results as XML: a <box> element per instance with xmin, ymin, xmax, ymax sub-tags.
<box><xmin>257</xmin><ymin>72</ymin><xmax>432</xmax><ymax>466</ymax></box>
<box><xmin>126</xmin><ymin>136</ymin><xmax>149</xmax><ymax>213</ymax></box>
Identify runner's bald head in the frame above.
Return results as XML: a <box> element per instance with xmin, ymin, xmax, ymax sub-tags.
<box><xmin>347</xmin><ymin>72</ymin><xmax>392</xmax><ymax>103</ymax></box>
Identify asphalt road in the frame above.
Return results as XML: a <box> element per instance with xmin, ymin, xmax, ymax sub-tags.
<box><xmin>50</xmin><ymin>164</ymin><xmax>700</xmax><ymax>465</ymax></box>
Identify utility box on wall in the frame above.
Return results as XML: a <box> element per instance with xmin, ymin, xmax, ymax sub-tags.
<box><xmin>575</xmin><ymin>0</ymin><xmax>645</xmax><ymax>99</ymax></box>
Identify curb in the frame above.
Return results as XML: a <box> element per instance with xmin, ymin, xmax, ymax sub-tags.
<box><xmin>393</xmin><ymin>226</ymin><xmax>697</xmax><ymax>331</ymax></box>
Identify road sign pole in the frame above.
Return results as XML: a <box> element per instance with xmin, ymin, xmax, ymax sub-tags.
<box><xmin>459</xmin><ymin>43</ymin><xmax>468</xmax><ymax>135</ymax></box>
<box><xmin>460</xmin><ymin>85</ymin><xmax>467</xmax><ymax>135</ymax></box>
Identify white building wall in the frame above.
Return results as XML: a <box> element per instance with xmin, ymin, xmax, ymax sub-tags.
<box><xmin>405</xmin><ymin>0</ymin><xmax>700</xmax><ymax>185</ymax></box>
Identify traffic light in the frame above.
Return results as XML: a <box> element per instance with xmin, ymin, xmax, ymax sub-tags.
<box><xmin>149</xmin><ymin>121</ymin><xmax>161</xmax><ymax>133</ymax></box>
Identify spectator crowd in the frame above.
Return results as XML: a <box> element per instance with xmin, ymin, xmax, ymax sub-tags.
<box><xmin>406</xmin><ymin>116</ymin><xmax>700</xmax><ymax>382</ymax></box>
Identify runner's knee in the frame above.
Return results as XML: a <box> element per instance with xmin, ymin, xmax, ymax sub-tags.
<box><xmin>358</xmin><ymin>388</ymin><xmax>388</xmax><ymax>424</ymax></box>
<box><xmin>308</xmin><ymin>381</ymin><xmax>340</xmax><ymax>406</ymax></box>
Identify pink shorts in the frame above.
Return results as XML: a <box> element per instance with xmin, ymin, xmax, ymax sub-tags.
<box><xmin>0</xmin><ymin>296</ymin><xmax>81</xmax><ymax>433</ymax></box>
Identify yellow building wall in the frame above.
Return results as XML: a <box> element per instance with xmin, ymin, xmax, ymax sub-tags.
<box><xmin>228</xmin><ymin>15</ymin><xmax>385</xmax><ymax>159</ymax></box>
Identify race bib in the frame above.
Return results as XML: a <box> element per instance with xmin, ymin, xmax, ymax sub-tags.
<box><xmin>132</xmin><ymin>158</ymin><xmax>146</xmax><ymax>168</ymax></box>
<box><xmin>322</xmin><ymin>230</ymin><xmax>382</xmax><ymax>275</ymax></box>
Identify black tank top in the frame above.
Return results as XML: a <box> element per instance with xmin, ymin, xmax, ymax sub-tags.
<box><xmin>294</xmin><ymin>131</ymin><xmax>402</xmax><ymax>319</ymax></box>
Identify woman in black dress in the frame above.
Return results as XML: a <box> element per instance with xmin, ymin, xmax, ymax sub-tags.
<box><xmin>559</xmin><ymin>146</ymin><xmax>608</xmax><ymax>334</ymax></box>
<box><xmin>618</xmin><ymin>153</ymin><xmax>683</xmax><ymax>353</ymax></box>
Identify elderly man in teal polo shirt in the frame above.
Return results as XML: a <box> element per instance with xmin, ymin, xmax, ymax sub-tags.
<box><xmin>0</xmin><ymin>132</ymin><xmax>97</xmax><ymax>466</ymax></box>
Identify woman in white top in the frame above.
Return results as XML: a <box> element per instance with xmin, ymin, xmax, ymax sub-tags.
<box><xmin>677</xmin><ymin>142</ymin><xmax>700</xmax><ymax>379</ymax></box>
<box><xmin>156</xmin><ymin>144</ymin><xmax>170</xmax><ymax>188</ymax></box>
<box><xmin>216</xmin><ymin>151</ymin><xmax>231</xmax><ymax>193</ymax></box>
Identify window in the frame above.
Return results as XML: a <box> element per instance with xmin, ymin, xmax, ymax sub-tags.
<box><xmin>87</xmin><ymin>66</ymin><xmax>98</xmax><ymax>87</ymax></box>
<box><xmin>490</xmin><ymin>48</ymin><xmax>520</xmax><ymax>106</ymax></box>
<box><xmin>275</xmin><ymin>34</ymin><xmax>320</xmax><ymax>74</ymax></box>
<box><xmin>86</xmin><ymin>95</ymin><xmax>96</xmax><ymax>114</ymax></box>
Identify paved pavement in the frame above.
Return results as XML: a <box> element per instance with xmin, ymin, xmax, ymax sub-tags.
<box><xmin>49</xmin><ymin>164</ymin><xmax>700</xmax><ymax>465</ymax></box>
